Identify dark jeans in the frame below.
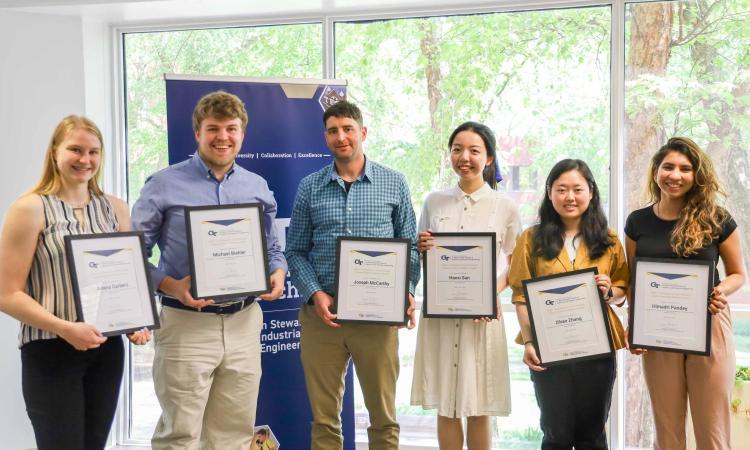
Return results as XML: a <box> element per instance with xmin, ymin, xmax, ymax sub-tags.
<box><xmin>530</xmin><ymin>355</ymin><xmax>616</xmax><ymax>450</ymax></box>
<box><xmin>21</xmin><ymin>337</ymin><xmax>124</xmax><ymax>450</ymax></box>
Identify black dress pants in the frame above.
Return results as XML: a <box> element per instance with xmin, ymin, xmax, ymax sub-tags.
<box><xmin>530</xmin><ymin>355</ymin><xmax>616</xmax><ymax>450</ymax></box>
<box><xmin>21</xmin><ymin>337</ymin><xmax>124</xmax><ymax>450</ymax></box>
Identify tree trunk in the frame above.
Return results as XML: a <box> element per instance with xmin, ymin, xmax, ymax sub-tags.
<box><xmin>624</xmin><ymin>3</ymin><xmax>673</xmax><ymax>212</ymax></box>
<box><xmin>623</xmin><ymin>3</ymin><xmax>674</xmax><ymax>448</ymax></box>
<box><xmin>418</xmin><ymin>20</ymin><xmax>448</xmax><ymax>190</ymax></box>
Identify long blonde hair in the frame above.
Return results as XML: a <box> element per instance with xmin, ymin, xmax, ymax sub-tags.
<box><xmin>32</xmin><ymin>115</ymin><xmax>104</xmax><ymax>196</ymax></box>
<box><xmin>647</xmin><ymin>137</ymin><xmax>727</xmax><ymax>257</ymax></box>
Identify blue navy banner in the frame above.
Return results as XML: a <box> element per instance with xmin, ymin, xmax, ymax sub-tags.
<box><xmin>164</xmin><ymin>75</ymin><xmax>353</xmax><ymax>450</ymax></box>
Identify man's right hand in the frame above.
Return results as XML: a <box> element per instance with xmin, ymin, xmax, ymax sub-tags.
<box><xmin>59</xmin><ymin>322</ymin><xmax>107</xmax><ymax>351</ymax></box>
<box><xmin>312</xmin><ymin>291</ymin><xmax>340</xmax><ymax>328</ymax></box>
<box><xmin>159</xmin><ymin>275</ymin><xmax>215</xmax><ymax>309</ymax></box>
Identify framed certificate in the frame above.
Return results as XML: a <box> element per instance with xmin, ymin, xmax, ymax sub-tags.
<box><xmin>185</xmin><ymin>203</ymin><xmax>270</xmax><ymax>301</ymax></box>
<box><xmin>522</xmin><ymin>268</ymin><xmax>614</xmax><ymax>366</ymax></box>
<box><xmin>65</xmin><ymin>232</ymin><xmax>159</xmax><ymax>336</ymax></box>
<box><xmin>333</xmin><ymin>237</ymin><xmax>411</xmax><ymax>325</ymax></box>
<box><xmin>422</xmin><ymin>232</ymin><xmax>496</xmax><ymax>318</ymax></box>
<box><xmin>629</xmin><ymin>257</ymin><xmax>713</xmax><ymax>355</ymax></box>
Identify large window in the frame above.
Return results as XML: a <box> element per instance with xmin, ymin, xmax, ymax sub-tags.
<box><xmin>622</xmin><ymin>2</ymin><xmax>750</xmax><ymax>447</ymax></box>
<box><xmin>122</xmin><ymin>23</ymin><xmax>323</xmax><ymax>442</ymax></box>
<box><xmin>335</xmin><ymin>8</ymin><xmax>610</xmax><ymax>447</ymax></box>
<box><xmin>118</xmin><ymin>1</ymin><xmax>750</xmax><ymax>448</ymax></box>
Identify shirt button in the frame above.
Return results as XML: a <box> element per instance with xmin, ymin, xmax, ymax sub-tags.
<box><xmin>347</xmin><ymin>229</ymin><xmax>352</xmax><ymax>234</ymax></box>
<box><xmin>455</xmin><ymin>323</ymin><xmax>459</xmax><ymax>328</ymax></box>
<box><xmin>464</xmin><ymin>207</ymin><xmax>467</xmax><ymax>211</ymax></box>
<box><xmin>348</xmin><ymin>208</ymin><xmax>352</xmax><ymax>211</ymax></box>
<box><xmin>460</xmin><ymin>226</ymin><xmax>464</xmax><ymax>230</ymax></box>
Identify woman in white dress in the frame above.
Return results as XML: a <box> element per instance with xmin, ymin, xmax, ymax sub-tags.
<box><xmin>411</xmin><ymin>122</ymin><xmax>521</xmax><ymax>449</ymax></box>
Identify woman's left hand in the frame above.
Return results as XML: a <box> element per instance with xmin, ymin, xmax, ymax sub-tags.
<box><xmin>594</xmin><ymin>274</ymin><xmax>612</xmax><ymax>301</ymax></box>
<box><xmin>127</xmin><ymin>328</ymin><xmax>152</xmax><ymax>345</ymax></box>
<box><xmin>709</xmin><ymin>286</ymin><xmax>728</xmax><ymax>315</ymax></box>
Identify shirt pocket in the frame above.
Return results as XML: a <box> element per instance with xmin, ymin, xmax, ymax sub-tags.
<box><xmin>430</xmin><ymin>214</ymin><xmax>455</xmax><ymax>232</ymax></box>
<box><xmin>370</xmin><ymin>202</ymin><xmax>396</xmax><ymax>237</ymax></box>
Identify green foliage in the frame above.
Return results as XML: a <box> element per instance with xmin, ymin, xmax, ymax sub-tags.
<box><xmin>124</xmin><ymin>24</ymin><xmax>323</xmax><ymax>204</ymax></box>
<box><xmin>336</xmin><ymin>8</ymin><xmax>611</xmax><ymax>222</ymax></box>
<box><xmin>499</xmin><ymin>426</ymin><xmax>544</xmax><ymax>448</ymax></box>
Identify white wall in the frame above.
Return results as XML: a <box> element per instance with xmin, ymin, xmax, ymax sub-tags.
<box><xmin>0</xmin><ymin>9</ymin><xmax>87</xmax><ymax>450</ymax></box>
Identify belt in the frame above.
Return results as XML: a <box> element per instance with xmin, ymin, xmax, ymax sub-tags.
<box><xmin>161</xmin><ymin>296</ymin><xmax>255</xmax><ymax>315</ymax></box>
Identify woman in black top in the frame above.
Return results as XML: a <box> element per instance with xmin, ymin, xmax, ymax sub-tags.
<box><xmin>624</xmin><ymin>137</ymin><xmax>746</xmax><ymax>450</ymax></box>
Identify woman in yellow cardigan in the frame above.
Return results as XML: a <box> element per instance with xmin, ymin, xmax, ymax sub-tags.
<box><xmin>508</xmin><ymin>159</ymin><xmax>628</xmax><ymax>450</ymax></box>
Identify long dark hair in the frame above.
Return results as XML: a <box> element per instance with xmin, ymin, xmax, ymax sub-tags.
<box><xmin>448</xmin><ymin>121</ymin><xmax>498</xmax><ymax>190</ymax></box>
<box><xmin>533</xmin><ymin>159</ymin><xmax>612</xmax><ymax>260</ymax></box>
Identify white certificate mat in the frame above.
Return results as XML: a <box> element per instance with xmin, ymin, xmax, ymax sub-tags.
<box><xmin>423</xmin><ymin>233</ymin><xmax>496</xmax><ymax>318</ymax></box>
<box><xmin>334</xmin><ymin>237</ymin><xmax>410</xmax><ymax>325</ymax></box>
<box><xmin>522</xmin><ymin>268</ymin><xmax>613</xmax><ymax>366</ymax></box>
<box><xmin>186</xmin><ymin>203</ymin><xmax>270</xmax><ymax>301</ymax></box>
<box><xmin>630</xmin><ymin>258</ymin><xmax>712</xmax><ymax>355</ymax></box>
<box><xmin>65</xmin><ymin>232</ymin><xmax>159</xmax><ymax>336</ymax></box>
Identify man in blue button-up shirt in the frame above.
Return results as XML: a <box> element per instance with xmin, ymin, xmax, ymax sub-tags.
<box><xmin>132</xmin><ymin>91</ymin><xmax>287</xmax><ymax>450</ymax></box>
<box><xmin>286</xmin><ymin>100</ymin><xmax>419</xmax><ymax>449</ymax></box>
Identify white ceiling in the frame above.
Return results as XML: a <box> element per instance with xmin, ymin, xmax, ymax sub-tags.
<box><xmin>0</xmin><ymin>0</ymin><xmax>539</xmax><ymax>23</ymax></box>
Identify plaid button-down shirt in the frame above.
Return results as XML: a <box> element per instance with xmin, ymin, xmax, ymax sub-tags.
<box><xmin>285</xmin><ymin>157</ymin><xmax>420</xmax><ymax>302</ymax></box>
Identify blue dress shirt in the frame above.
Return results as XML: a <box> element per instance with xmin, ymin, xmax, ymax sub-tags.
<box><xmin>131</xmin><ymin>154</ymin><xmax>287</xmax><ymax>301</ymax></box>
<box><xmin>285</xmin><ymin>157</ymin><xmax>419</xmax><ymax>302</ymax></box>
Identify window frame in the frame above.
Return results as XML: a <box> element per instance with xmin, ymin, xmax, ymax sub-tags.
<box><xmin>110</xmin><ymin>2</ymin><xmax>750</xmax><ymax>448</ymax></box>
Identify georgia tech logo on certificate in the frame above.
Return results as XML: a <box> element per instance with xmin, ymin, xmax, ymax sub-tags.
<box><xmin>186</xmin><ymin>204</ymin><xmax>270</xmax><ymax>301</ymax></box>
<box><xmin>334</xmin><ymin>237</ymin><xmax>411</xmax><ymax>326</ymax></box>
<box><xmin>522</xmin><ymin>268</ymin><xmax>614</xmax><ymax>366</ymax></box>
<box><xmin>630</xmin><ymin>259</ymin><xmax>712</xmax><ymax>355</ymax></box>
<box><xmin>66</xmin><ymin>232</ymin><xmax>159</xmax><ymax>336</ymax></box>
<box><xmin>423</xmin><ymin>233</ymin><xmax>497</xmax><ymax>319</ymax></box>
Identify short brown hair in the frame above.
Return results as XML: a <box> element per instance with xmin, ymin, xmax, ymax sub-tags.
<box><xmin>192</xmin><ymin>91</ymin><xmax>248</xmax><ymax>132</ymax></box>
<box><xmin>322</xmin><ymin>100</ymin><xmax>363</xmax><ymax>127</ymax></box>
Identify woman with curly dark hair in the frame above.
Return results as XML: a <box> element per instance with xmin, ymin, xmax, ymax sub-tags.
<box><xmin>625</xmin><ymin>137</ymin><xmax>746</xmax><ymax>450</ymax></box>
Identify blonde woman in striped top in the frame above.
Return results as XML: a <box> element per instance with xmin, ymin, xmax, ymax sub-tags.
<box><xmin>0</xmin><ymin>115</ymin><xmax>150</xmax><ymax>450</ymax></box>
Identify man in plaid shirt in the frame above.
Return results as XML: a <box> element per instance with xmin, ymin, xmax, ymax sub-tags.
<box><xmin>285</xmin><ymin>100</ymin><xmax>419</xmax><ymax>449</ymax></box>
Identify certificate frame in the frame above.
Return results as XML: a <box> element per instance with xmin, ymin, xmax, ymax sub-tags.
<box><xmin>629</xmin><ymin>257</ymin><xmax>713</xmax><ymax>356</ymax></box>
<box><xmin>422</xmin><ymin>232</ymin><xmax>497</xmax><ymax>319</ymax></box>
<box><xmin>185</xmin><ymin>203</ymin><xmax>270</xmax><ymax>301</ymax></box>
<box><xmin>65</xmin><ymin>231</ymin><xmax>159</xmax><ymax>336</ymax></box>
<box><xmin>522</xmin><ymin>267</ymin><xmax>614</xmax><ymax>367</ymax></box>
<box><xmin>333</xmin><ymin>237</ymin><xmax>411</xmax><ymax>326</ymax></box>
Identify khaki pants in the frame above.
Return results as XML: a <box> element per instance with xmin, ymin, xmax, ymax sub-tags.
<box><xmin>152</xmin><ymin>303</ymin><xmax>263</xmax><ymax>450</ymax></box>
<box><xmin>643</xmin><ymin>307</ymin><xmax>735</xmax><ymax>450</ymax></box>
<box><xmin>299</xmin><ymin>304</ymin><xmax>400</xmax><ymax>450</ymax></box>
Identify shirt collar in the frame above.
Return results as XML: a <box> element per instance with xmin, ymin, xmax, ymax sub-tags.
<box><xmin>452</xmin><ymin>182</ymin><xmax>493</xmax><ymax>202</ymax></box>
<box><xmin>191</xmin><ymin>152</ymin><xmax>235</xmax><ymax>181</ymax></box>
<box><xmin>328</xmin><ymin>155</ymin><xmax>372</xmax><ymax>183</ymax></box>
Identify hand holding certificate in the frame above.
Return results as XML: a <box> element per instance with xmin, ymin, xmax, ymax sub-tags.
<box><xmin>65</xmin><ymin>232</ymin><xmax>159</xmax><ymax>336</ymax></box>
<box><xmin>423</xmin><ymin>233</ymin><xmax>497</xmax><ymax>318</ymax></box>
<box><xmin>522</xmin><ymin>268</ymin><xmax>614</xmax><ymax>366</ymax></box>
<box><xmin>185</xmin><ymin>204</ymin><xmax>270</xmax><ymax>301</ymax></box>
<box><xmin>333</xmin><ymin>237</ymin><xmax>411</xmax><ymax>325</ymax></box>
<box><xmin>629</xmin><ymin>258</ymin><xmax>713</xmax><ymax>355</ymax></box>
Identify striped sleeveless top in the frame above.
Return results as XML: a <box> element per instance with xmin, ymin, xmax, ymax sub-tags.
<box><xmin>20</xmin><ymin>193</ymin><xmax>119</xmax><ymax>346</ymax></box>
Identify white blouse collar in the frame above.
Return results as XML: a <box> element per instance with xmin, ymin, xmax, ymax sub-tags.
<box><xmin>452</xmin><ymin>182</ymin><xmax>493</xmax><ymax>202</ymax></box>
